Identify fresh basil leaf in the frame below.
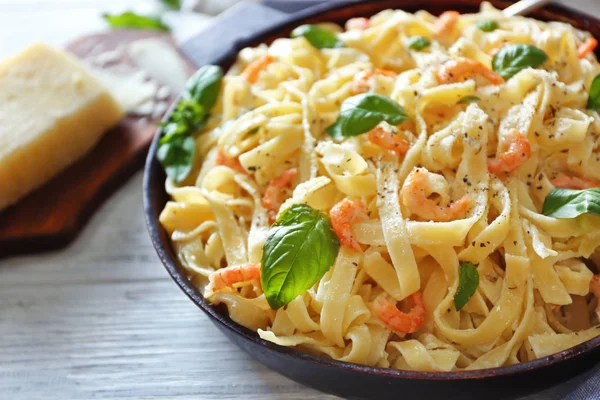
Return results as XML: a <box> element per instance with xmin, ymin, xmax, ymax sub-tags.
<box><xmin>261</xmin><ymin>204</ymin><xmax>340</xmax><ymax>310</ymax></box>
<box><xmin>156</xmin><ymin>135</ymin><xmax>196</xmax><ymax>183</ymax></box>
<box><xmin>161</xmin><ymin>0</ymin><xmax>182</xmax><ymax>10</ymax></box>
<box><xmin>407</xmin><ymin>36</ymin><xmax>431</xmax><ymax>51</ymax></box>
<box><xmin>185</xmin><ymin>65</ymin><xmax>224</xmax><ymax>112</ymax></box>
<box><xmin>458</xmin><ymin>95</ymin><xmax>481</xmax><ymax>104</ymax></box>
<box><xmin>454</xmin><ymin>262</ymin><xmax>479</xmax><ymax>311</ymax></box>
<box><xmin>587</xmin><ymin>73</ymin><xmax>600</xmax><ymax>111</ymax></box>
<box><xmin>291</xmin><ymin>24</ymin><xmax>344</xmax><ymax>49</ymax></box>
<box><xmin>326</xmin><ymin>93</ymin><xmax>411</xmax><ymax>140</ymax></box>
<box><xmin>476</xmin><ymin>20</ymin><xmax>498</xmax><ymax>32</ymax></box>
<box><xmin>102</xmin><ymin>11</ymin><xmax>169</xmax><ymax>32</ymax></box>
<box><xmin>492</xmin><ymin>44</ymin><xmax>548</xmax><ymax>80</ymax></box>
<box><xmin>542</xmin><ymin>188</ymin><xmax>600</xmax><ymax>218</ymax></box>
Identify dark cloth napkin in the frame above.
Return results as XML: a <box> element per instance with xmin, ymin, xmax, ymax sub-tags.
<box><xmin>179</xmin><ymin>2</ymin><xmax>600</xmax><ymax>399</ymax></box>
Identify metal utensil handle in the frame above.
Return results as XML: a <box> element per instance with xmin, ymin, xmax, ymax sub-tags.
<box><xmin>503</xmin><ymin>0</ymin><xmax>553</xmax><ymax>16</ymax></box>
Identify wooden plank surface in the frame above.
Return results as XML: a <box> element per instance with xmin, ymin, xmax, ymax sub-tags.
<box><xmin>0</xmin><ymin>30</ymin><xmax>195</xmax><ymax>257</ymax></box>
<box><xmin>0</xmin><ymin>1</ymin><xmax>599</xmax><ymax>399</ymax></box>
<box><xmin>0</xmin><ymin>172</ymin><xmax>338</xmax><ymax>400</ymax></box>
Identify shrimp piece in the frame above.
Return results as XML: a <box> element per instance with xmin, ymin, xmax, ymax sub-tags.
<box><xmin>401</xmin><ymin>168</ymin><xmax>471</xmax><ymax>222</ymax></box>
<box><xmin>590</xmin><ymin>275</ymin><xmax>600</xmax><ymax>320</ymax></box>
<box><xmin>437</xmin><ymin>57</ymin><xmax>504</xmax><ymax>85</ymax></box>
<box><xmin>207</xmin><ymin>264</ymin><xmax>261</xmax><ymax>293</ymax></box>
<box><xmin>373</xmin><ymin>292</ymin><xmax>426</xmax><ymax>334</ymax></box>
<box><xmin>216</xmin><ymin>148</ymin><xmax>246</xmax><ymax>174</ymax></box>
<box><xmin>329</xmin><ymin>199</ymin><xmax>367</xmax><ymax>252</ymax></box>
<box><xmin>578</xmin><ymin>37</ymin><xmax>598</xmax><ymax>59</ymax></box>
<box><xmin>353</xmin><ymin>68</ymin><xmax>398</xmax><ymax>93</ymax></box>
<box><xmin>345</xmin><ymin>17</ymin><xmax>369</xmax><ymax>31</ymax></box>
<box><xmin>262</xmin><ymin>168</ymin><xmax>297</xmax><ymax>224</ymax></box>
<box><xmin>433</xmin><ymin>11</ymin><xmax>460</xmax><ymax>37</ymax></box>
<box><xmin>487</xmin><ymin>130</ymin><xmax>531</xmax><ymax>176</ymax></box>
<box><xmin>367</xmin><ymin>127</ymin><xmax>410</xmax><ymax>154</ymax></box>
<box><xmin>242</xmin><ymin>54</ymin><xmax>274</xmax><ymax>84</ymax></box>
<box><xmin>551</xmin><ymin>175</ymin><xmax>600</xmax><ymax>190</ymax></box>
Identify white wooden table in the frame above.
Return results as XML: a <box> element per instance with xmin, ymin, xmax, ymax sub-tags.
<box><xmin>0</xmin><ymin>1</ymin><xmax>598</xmax><ymax>399</ymax></box>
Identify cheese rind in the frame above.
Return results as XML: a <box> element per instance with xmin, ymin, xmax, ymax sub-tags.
<box><xmin>0</xmin><ymin>43</ymin><xmax>124</xmax><ymax>211</ymax></box>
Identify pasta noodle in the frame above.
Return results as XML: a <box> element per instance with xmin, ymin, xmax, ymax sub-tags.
<box><xmin>160</xmin><ymin>2</ymin><xmax>600</xmax><ymax>371</ymax></box>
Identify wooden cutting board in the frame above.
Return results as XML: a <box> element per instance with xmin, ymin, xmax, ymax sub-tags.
<box><xmin>0</xmin><ymin>30</ymin><xmax>195</xmax><ymax>258</ymax></box>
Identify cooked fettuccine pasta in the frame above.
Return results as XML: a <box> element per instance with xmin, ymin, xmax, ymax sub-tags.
<box><xmin>159</xmin><ymin>2</ymin><xmax>600</xmax><ymax>371</ymax></box>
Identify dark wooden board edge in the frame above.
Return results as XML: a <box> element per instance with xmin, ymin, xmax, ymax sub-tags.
<box><xmin>0</xmin><ymin>30</ymin><xmax>195</xmax><ymax>258</ymax></box>
<box><xmin>0</xmin><ymin>121</ymin><xmax>155</xmax><ymax>258</ymax></box>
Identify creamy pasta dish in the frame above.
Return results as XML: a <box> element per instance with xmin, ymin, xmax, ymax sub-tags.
<box><xmin>157</xmin><ymin>2</ymin><xmax>600</xmax><ymax>372</ymax></box>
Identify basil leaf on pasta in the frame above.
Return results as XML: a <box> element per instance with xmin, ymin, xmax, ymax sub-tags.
<box><xmin>458</xmin><ymin>95</ymin><xmax>481</xmax><ymax>104</ymax></box>
<box><xmin>407</xmin><ymin>36</ymin><xmax>431</xmax><ymax>51</ymax></box>
<box><xmin>454</xmin><ymin>262</ymin><xmax>479</xmax><ymax>311</ymax></box>
<box><xmin>157</xmin><ymin>65</ymin><xmax>223</xmax><ymax>183</ymax></box>
<box><xmin>492</xmin><ymin>44</ymin><xmax>548</xmax><ymax>80</ymax></box>
<box><xmin>326</xmin><ymin>93</ymin><xmax>411</xmax><ymax>140</ymax></box>
<box><xmin>476</xmin><ymin>20</ymin><xmax>498</xmax><ymax>32</ymax></box>
<box><xmin>542</xmin><ymin>188</ymin><xmax>600</xmax><ymax>218</ymax></box>
<box><xmin>185</xmin><ymin>65</ymin><xmax>224</xmax><ymax>112</ymax></box>
<box><xmin>291</xmin><ymin>24</ymin><xmax>344</xmax><ymax>49</ymax></box>
<box><xmin>156</xmin><ymin>135</ymin><xmax>196</xmax><ymax>183</ymax></box>
<box><xmin>261</xmin><ymin>204</ymin><xmax>340</xmax><ymax>310</ymax></box>
<box><xmin>587</xmin><ymin>73</ymin><xmax>600</xmax><ymax>111</ymax></box>
<box><xmin>103</xmin><ymin>12</ymin><xmax>169</xmax><ymax>31</ymax></box>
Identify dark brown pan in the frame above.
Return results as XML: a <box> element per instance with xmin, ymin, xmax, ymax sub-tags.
<box><xmin>144</xmin><ymin>1</ymin><xmax>600</xmax><ymax>398</ymax></box>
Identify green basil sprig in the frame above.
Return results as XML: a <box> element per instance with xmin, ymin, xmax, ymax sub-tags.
<box><xmin>156</xmin><ymin>136</ymin><xmax>196</xmax><ymax>184</ymax></box>
<box><xmin>261</xmin><ymin>204</ymin><xmax>340</xmax><ymax>310</ymax></box>
<box><xmin>184</xmin><ymin>65</ymin><xmax>223</xmax><ymax>111</ymax></box>
<box><xmin>326</xmin><ymin>93</ymin><xmax>411</xmax><ymax>140</ymax></box>
<box><xmin>291</xmin><ymin>24</ymin><xmax>344</xmax><ymax>49</ymax></box>
<box><xmin>492</xmin><ymin>44</ymin><xmax>548</xmax><ymax>80</ymax></box>
<box><xmin>454</xmin><ymin>262</ymin><xmax>479</xmax><ymax>311</ymax></box>
<box><xmin>542</xmin><ymin>188</ymin><xmax>600</xmax><ymax>218</ymax></box>
<box><xmin>458</xmin><ymin>95</ymin><xmax>481</xmax><ymax>104</ymax></box>
<box><xmin>587</xmin><ymin>73</ymin><xmax>600</xmax><ymax>111</ymax></box>
<box><xmin>159</xmin><ymin>100</ymin><xmax>205</xmax><ymax>144</ymax></box>
<box><xmin>407</xmin><ymin>36</ymin><xmax>431</xmax><ymax>51</ymax></box>
<box><xmin>157</xmin><ymin>65</ymin><xmax>224</xmax><ymax>183</ymax></box>
<box><xmin>103</xmin><ymin>11</ymin><xmax>169</xmax><ymax>31</ymax></box>
<box><xmin>476</xmin><ymin>20</ymin><xmax>498</xmax><ymax>32</ymax></box>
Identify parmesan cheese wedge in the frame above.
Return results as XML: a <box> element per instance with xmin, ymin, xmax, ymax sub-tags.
<box><xmin>0</xmin><ymin>43</ymin><xmax>124</xmax><ymax>211</ymax></box>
